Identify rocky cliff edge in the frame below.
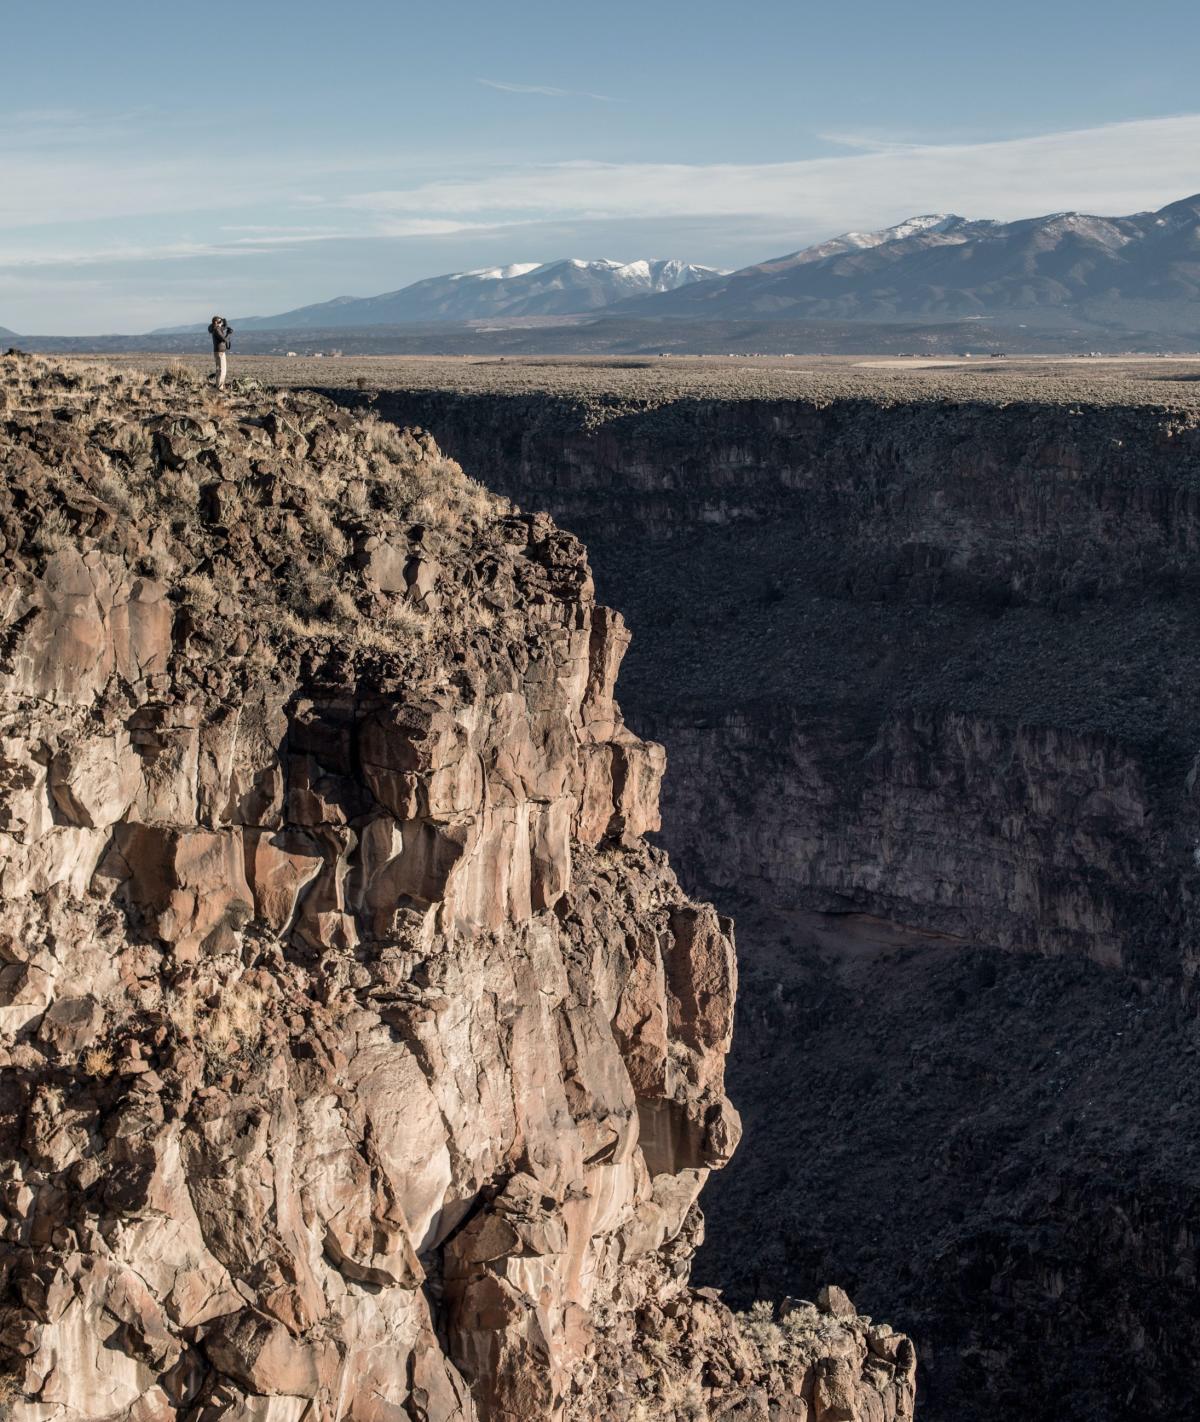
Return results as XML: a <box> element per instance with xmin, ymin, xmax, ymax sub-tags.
<box><xmin>0</xmin><ymin>354</ymin><xmax>914</xmax><ymax>1422</ymax></box>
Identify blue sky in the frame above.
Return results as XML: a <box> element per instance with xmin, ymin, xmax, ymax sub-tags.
<box><xmin>3</xmin><ymin>0</ymin><xmax>1199</xmax><ymax>332</ymax></box>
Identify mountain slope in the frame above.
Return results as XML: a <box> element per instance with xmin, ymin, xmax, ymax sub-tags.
<box><xmin>0</xmin><ymin>326</ymin><xmax>19</xmax><ymax>341</ymax></box>
<box><xmin>198</xmin><ymin>258</ymin><xmax>725</xmax><ymax>331</ymax></box>
<box><xmin>633</xmin><ymin>194</ymin><xmax>1200</xmax><ymax>326</ymax></box>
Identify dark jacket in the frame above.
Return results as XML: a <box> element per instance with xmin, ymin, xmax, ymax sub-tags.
<box><xmin>208</xmin><ymin>320</ymin><xmax>232</xmax><ymax>353</ymax></box>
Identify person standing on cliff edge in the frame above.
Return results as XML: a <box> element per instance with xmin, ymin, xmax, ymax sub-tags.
<box><xmin>207</xmin><ymin>315</ymin><xmax>232</xmax><ymax>390</ymax></box>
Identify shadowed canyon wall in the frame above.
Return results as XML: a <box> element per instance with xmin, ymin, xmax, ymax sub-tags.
<box><xmin>347</xmin><ymin>391</ymin><xmax>1200</xmax><ymax>975</ymax></box>
<box><xmin>349</xmin><ymin>383</ymin><xmax>1200</xmax><ymax>1420</ymax></box>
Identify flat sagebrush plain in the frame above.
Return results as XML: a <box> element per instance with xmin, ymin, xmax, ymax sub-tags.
<box><xmin>82</xmin><ymin>352</ymin><xmax>1200</xmax><ymax>414</ymax></box>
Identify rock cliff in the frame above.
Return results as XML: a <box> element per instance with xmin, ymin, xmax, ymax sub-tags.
<box><xmin>0</xmin><ymin>355</ymin><xmax>915</xmax><ymax>1422</ymax></box>
<box><xmin>327</xmin><ymin>375</ymin><xmax>1200</xmax><ymax>1420</ymax></box>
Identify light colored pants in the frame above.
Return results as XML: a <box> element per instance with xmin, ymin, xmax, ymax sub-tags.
<box><xmin>214</xmin><ymin>350</ymin><xmax>227</xmax><ymax>388</ymax></box>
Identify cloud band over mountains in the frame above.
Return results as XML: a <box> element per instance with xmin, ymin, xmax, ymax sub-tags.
<box><xmin>336</xmin><ymin>116</ymin><xmax>1200</xmax><ymax>230</ymax></box>
<box><xmin>2</xmin><ymin>111</ymin><xmax>1198</xmax><ymax>330</ymax></box>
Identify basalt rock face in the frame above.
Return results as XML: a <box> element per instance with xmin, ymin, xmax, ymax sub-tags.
<box><xmin>337</xmin><ymin>382</ymin><xmax>1200</xmax><ymax>1420</ymax></box>
<box><xmin>0</xmin><ymin>355</ymin><xmax>914</xmax><ymax>1422</ymax></box>
<box><xmin>347</xmin><ymin>389</ymin><xmax>1200</xmax><ymax>979</ymax></box>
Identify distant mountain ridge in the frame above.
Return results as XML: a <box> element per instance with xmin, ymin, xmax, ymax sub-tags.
<box><xmin>634</xmin><ymin>195</ymin><xmax>1200</xmax><ymax>326</ymax></box>
<box><xmin>162</xmin><ymin>258</ymin><xmax>726</xmax><ymax>332</ymax></box>
<box><xmin>142</xmin><ymin>193</ymin><xmax>1200</xmax><ymax>341</ymax></box>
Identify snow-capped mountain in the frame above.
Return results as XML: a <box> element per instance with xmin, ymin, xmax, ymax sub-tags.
<box><xmin>633</xmin><ymin>195</ymin><xmax>1200</xmax><ymax>324</ymax></box>
<box><xmin>773</xmin><ymin>213</ymin><xmax>972</xmax><ymax>267</ymax></box>
<box><xmin>220</xmin><ymin>258</ymin><xmax>725</xmax><ymax>330</ymax></box>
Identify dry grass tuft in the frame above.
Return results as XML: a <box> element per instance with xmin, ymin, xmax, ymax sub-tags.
<box><xmin>281</xmin><ymin>610</ymin><xmax>333</xmax><ymax>641</ymax></box>
<box><xmin>206</xmin><ymin>977</ymin><xmax>269</xmax><ymax>1056</ymax></box>
<box><xmin>91</xmin><ymin>470</ymin><xmax>139</xmax><ymax>519</ymax></box>
<box><xmin>356</xmin><ymin>596</ymin><xmax>431</xmax><ymax>654</ymax></box>
<box><xmin>171</xmin><ymin>972</ymin><xmax>272</xmax><ymax>1059</ymax></box>
<box><xmin>162</xmin><ymin>359</ymin><xmax>202</xmax><ymax>388</ymax></box>
<box><xmin>323</xmin><ymin>585</ymin><xmax>359</xmax><ymax>625</ymax></box>
<box><xmin>82</xmin><ymin>1045</ymin><xmax>114</xmax><ymax>1077</ymax></box>
<box><xmin>308</xmin><ymin>503</ymin><xmax>349</xmax><ymax>559</ymax></box>
<box><xmin>179</xmin><ymin>572</ymin><xmax>218</xmax><ymax>614</ymax></box>
<box><xmin>31</xmin><ymin>507</ymin><xmax>72</xmax><ymax>555</ymax></box>
<box><xmin>341</xmin><ymin>479</ymin><xmax>369</xmax><ymax>515</ymax></box>
<box><xmin>107</xmin><ymin>421</ymin><xmax>153</xmax><ymax>463</ymax></box>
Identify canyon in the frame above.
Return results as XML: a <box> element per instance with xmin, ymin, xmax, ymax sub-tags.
<box><xmin>0</xmin><ymin>353</ymin><xmax>916</xmax><ymax>1422</ymax></box>
<box><xmin>300</xmin><ymin>358</ymin><xmax>1200</xmax><ymax>1421</ymax></box>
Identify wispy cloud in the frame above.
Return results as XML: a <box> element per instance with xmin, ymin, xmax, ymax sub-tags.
<box><xmin>0</xmin><ymin>113</ymin><xmax>412</xmax><ymax>230</ymax></box>
<box><xmin>219</xmin><ymin>223</ymin><xmax>345</xmax><ymax>235</ymax></box>
<box><xmin>0</xmin><ymin>219</ymin><xmax>527</xmax><ymax>272</ymax></box>
<box><xmin>371</xmin><ymin>217</ymin><xmax>525</xmax><ymax>237</ymax></box>
<box><xmin>338</xmin><ymin>115</ymin><xmax>1200</xmax><ymax>234</ymax></box>
<box><xmin>816</xmin><ymin>131</ymin><xmax>930</xmax><ymax>155</ymax></box>
<box><xmin>478</xmin><ymin>79</ymin><xmax>616</xmax><ymax>102</ymax></box>
<box><xmin>0</xmin><ymin>105</ymin><xmax>181</xmax><ymax>153</ymax></box>
<box><xmin>0</xmin><ymin>240</ymin><xmax>286</xmax><ymax>269</ymax></box>
<box><xmin>6</xmin><ymin>109</ymin><xmax>1195</xmax><ymax>253</ymax></box>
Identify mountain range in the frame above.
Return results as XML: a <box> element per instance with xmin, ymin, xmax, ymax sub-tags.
<box><xmin>149</xmin><ymin>193</ymin><xmax>1200</xmax><ymax>338</ymax></box>
<box><xmin>159</xmin><ymin>258</ymin><xmax>725</xmax><ymax>332</ymax></box>
<box><xmin>635</xmin><ymin>194</ymin><xmax>1200</xmax><ymax>326</ymax></box>
<box><xmin>14</xmin><ymin>194</ymin><xmax>1200</xmax><ymax>345</ymax></box>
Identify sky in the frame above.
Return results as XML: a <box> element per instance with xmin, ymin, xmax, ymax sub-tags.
<box><xmin>2</xmin><ymin>0</ymin><xmax>1199</xmax><ymax>333</ymax></box>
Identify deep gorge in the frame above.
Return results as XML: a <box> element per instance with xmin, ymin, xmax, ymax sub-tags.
<box><xmin>343</xmin><ymin>382</ymin><xmax>1200</xmax><ymax>1420</ymax></box>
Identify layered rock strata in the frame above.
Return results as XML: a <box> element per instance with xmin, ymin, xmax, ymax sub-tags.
<box><xmin>0</xmin><ymin>355</ymin><xmax>914</xmax><ymax>1422</ymax></box>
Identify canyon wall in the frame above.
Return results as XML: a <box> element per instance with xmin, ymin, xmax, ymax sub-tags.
<box><xmin>350</xmin><ymin>388</ymin><xmax>1200</xmax><ymax>978</ymax></box>
<box><xmin>0</xmin><ymin>355</ymin><xmax>915</xmax><ymax>1422</ymax></box>
<box><xmin>344</xmin><ymin>380</ymin><xmax>1200</xmax><ymax>1420</ymax></box>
